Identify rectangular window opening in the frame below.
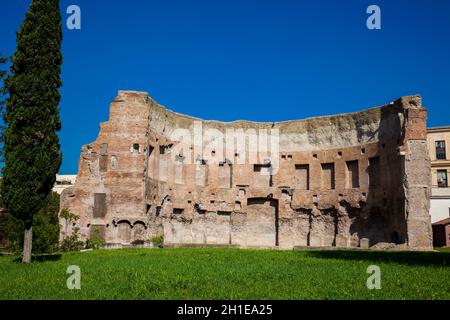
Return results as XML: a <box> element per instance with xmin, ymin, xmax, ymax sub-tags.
<box><xmin>436</xmin><ymin>141</ymin><xmax>446</xmax><ymax>160</ymax></box>
<box><xmin>437</xmin><ymin>170</ymin><xmax>448</xmax><ymax>188</ymax></box>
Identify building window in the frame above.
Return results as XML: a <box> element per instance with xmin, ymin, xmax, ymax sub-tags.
<box><xmin>132</xmin><ymin>144</ymin><xmax>140</xmax><ymax>154</ymax></box>
<box><xmin>437</xmin><ymin>170</ymin><xmax>448</xmax><ymax>188</ymax></box>
<box><xmin>436</xmin><ymin>141</ymin><xmax>446</xmax><ymax>160</ymax></box>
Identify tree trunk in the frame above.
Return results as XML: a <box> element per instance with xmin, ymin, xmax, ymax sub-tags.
<box><xmin>22</xmin><ymin>222</ymin><xmax>33</xmax><ymax>263</ymax></box>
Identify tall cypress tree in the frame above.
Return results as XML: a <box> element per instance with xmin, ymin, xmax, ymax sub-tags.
<box><xmin>1</xmin><ymin>0</ymin><xmax>63</xmax><ymax>263</ymax></box>
<box><xmin>0</xmin><ymin>52</ymin><xmax>7</xmax><ymax>109</ymax></box>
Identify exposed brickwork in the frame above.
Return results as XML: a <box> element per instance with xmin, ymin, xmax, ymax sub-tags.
<box><xmin>60</xmin><ymin>91</ymin><xmax>432</xmax><ymax>249</ymax></box>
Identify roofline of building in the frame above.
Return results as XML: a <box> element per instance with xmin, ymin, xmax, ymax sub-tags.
<box><xmin>427</xmin><ymin>126</ymin><xmax>450</xmax><ymax>133</ymax></box>
<box><xmin>432</xmin><ymin>218</ymin><xmax>450</xmax><ymax>225</ymax></box>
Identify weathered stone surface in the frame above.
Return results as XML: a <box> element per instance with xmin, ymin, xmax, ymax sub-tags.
<box><xmin>59</xmin><ymin>91</ymin><xmax>432</xmax><ymax>249</ymax></box>
<box><xmin>360</xmin><ymin>238</ymin><xmax>370</xmax><ymax>249</ymax></box>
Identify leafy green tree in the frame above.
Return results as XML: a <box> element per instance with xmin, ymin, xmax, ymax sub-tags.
<box><xmin>60</xmin><ymin>227</ymin><xmax>84</xmax><ymax>252</ymax></box>
<box><xmin>85</xmin><ymin>226</ymin><xmax>106</xmax><ymax>250</ymax></box>
<box><xmin>0</xmin><ymin>192</ymin><xmax>60</xmax><ymax>254</ymax></box>
<box><xmin>60</xmin><ymin>208</ymin><xmax>79</xmax><ymax>236</ymax></box>
<box><xmin>0</xmin><ymin>210</ymin><xmax>23</xmax><ymax>252</ymax></box>
<box><xmin>0</xmin><ymin>52</ymin><xmax>8</xmax><ymax>139</ymax></box>
<box><xmin>1</xmin><ymin>0</ymin><xmax>63</xmax><ymax>263</ymax></box>
<box><xmin>32</xmin><ymin>192</ymin><xmax>60</xmax><ymax>254</ymax></box>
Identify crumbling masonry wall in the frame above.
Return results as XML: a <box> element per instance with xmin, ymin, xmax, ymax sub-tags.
<box><xmin>60</xmin><ymin>91</ymin><xmax>432</xmax><ymax>249</ymax></box>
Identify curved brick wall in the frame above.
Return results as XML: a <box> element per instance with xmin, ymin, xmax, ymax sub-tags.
<box><xmin>60</xmin><ymin>91</ymin><xmax>432</xmax><ymax>249</ymax></box>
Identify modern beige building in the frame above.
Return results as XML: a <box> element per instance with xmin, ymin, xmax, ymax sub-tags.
<box><xmin>53</xmin><ymin>175</ymin><xmax>77</xmax><ymax>195</ymax></box>
<box><xmin>427</xmin><ymin>126</ymin><xmax>450</xmax><ymax>223</ymax></box>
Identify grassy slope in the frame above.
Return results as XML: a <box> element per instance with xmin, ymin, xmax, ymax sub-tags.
<box><xmin>0</xmin><ymin>248</ymin><xmax>448</xmax><ymax>300</ymax></box>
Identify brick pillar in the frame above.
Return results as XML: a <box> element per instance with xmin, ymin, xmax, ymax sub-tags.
<box><xmin>401</xmin><ymin>96</ymin><xmax>433</xmax><ymax>249</ymax></box>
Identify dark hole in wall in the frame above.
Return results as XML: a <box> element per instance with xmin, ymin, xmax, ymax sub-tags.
<box><xmin>253</xmin><ymin>164</ymin><xmax>271</xmax><ymax>172</ymax></box>
<box><xmin>173</xmin><ymin>208</ymin><xmax>184</xmax><ymax>215</ymax></box>
<box><xmin>195</xmin><ymin>204</ymin><xmax>206</xmax><ymax>215</ymax></box>
<box><xmin>391</xmin><ymin>231</ymin><xmax>401</xmax><ymax>244</ymax></box>
<box><xmin>159</xmin><ymin>144</ymin><xmax>173</xmax><ymax>154</ymax></box>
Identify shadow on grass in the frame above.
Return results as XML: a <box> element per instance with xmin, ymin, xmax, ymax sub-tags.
<box><xmin>13</xmin><ymin>253</ymin><xmax>62</xmax><ymax>263</ymax></box>
<box><xmin>305</xmin><ymin>250</ymin><xmax>449</xmax><ymax>267</ymax></box>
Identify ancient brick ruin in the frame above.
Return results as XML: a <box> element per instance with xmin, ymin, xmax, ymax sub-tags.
<box><xmin>60</xmin><ymin>91</ymin><xmax>433</xmax><ymax>249</ymax></box>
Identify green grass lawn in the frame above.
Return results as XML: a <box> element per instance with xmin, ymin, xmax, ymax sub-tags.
<box><xmin>0</xmin><ymin>248</ymin><xmax>448</xmax><ymax>300</ymax></box>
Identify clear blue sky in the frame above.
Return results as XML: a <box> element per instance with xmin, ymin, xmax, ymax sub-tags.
<box><xmin>1</xmin><ymin>0</ymin><xmax>450</xmax><ymax>174</ymax></box>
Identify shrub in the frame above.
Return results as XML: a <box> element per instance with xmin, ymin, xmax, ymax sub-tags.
<box><xmin>85</xmin><ymin>237</ymin><xmax>105</xmax><ymax>250</ymax></box>
<box><xmin>32</xmin><ymin>192</ymin><xmax>61</xmax><ymax>254</ymax></box>
<box><xmin>150</xmin><ymin>235</ymin><xmax>164</xmax><ymax>247</ymax></box>
<box><xmin>60</xmin><ymin>208</ymin><xmax>79</xmax><ymax>224</ymax></box>
<box><xmin>59</xmin><ymin>208</ymin><xmax>79</xmax><ymax>237</ymax></box>
<box><xmin>32</xmin><ymin>210</ymin><xmax>60</xmax><ymax>254</ymax></box>
<box><xmin>84</xmin><ymin>226</ymin><xmax>105</xmax><ymax>250</ymax></box>
<box><xmin>60</xmin><ymin>227</ymin><xmax>84</xmax><ymax>252</ymax></box>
